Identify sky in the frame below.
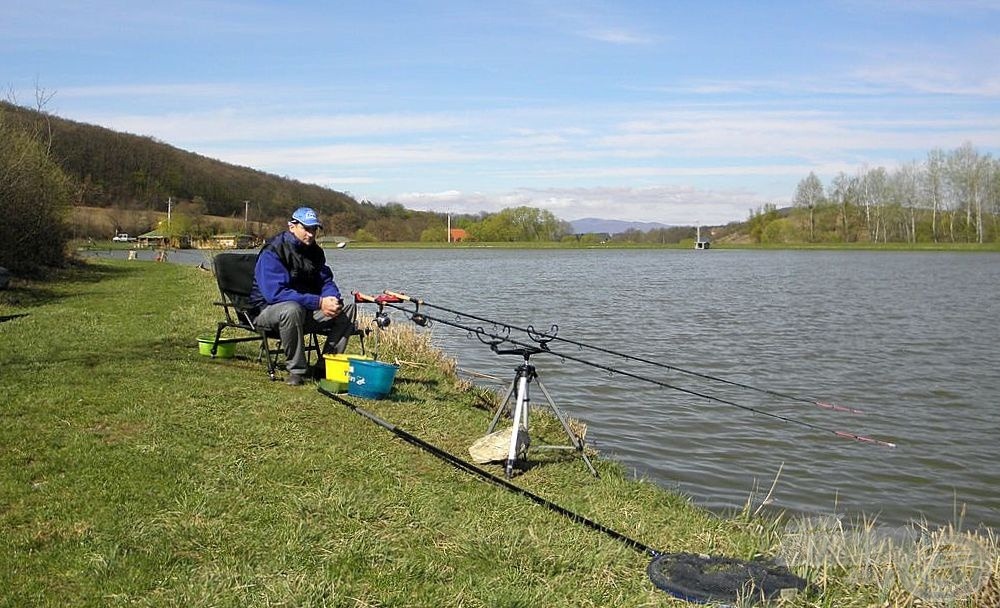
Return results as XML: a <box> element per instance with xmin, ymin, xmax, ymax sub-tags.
<box><xmin>3</xmin><ymin>1</ymin><xmax>999</xmax><ymax>225</ymax></box>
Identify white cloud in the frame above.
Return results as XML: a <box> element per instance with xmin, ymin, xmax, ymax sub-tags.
<box><xmin>209</xmin><ymin>143</ymin><xmax>471</xmax><ymax>169</ymax></box>
<box><xmin>58</xmin><ymin>83</ymin><xmax>247</xmax><ymax>99</ymax></box>
<box><xmin>304</xmin><ymin>175</ymin><xmax>378</xmax><ymax>187</ymax></box>
<box><xmin>79</xmin><ymin>109</ymin><xmax>468</xmax><ymax>143</ymax></box>
<box><xmin>845</xmin><ymin>0</ymin><xmax>1000</xmax><ymax>13</ymax></box>
<box><xmin>851</xmin><ymin>62</ymin><xmax>1000</xmax><ymax>97</ymax></box>
<box><xmin>580</xmin><ymin>27</ymin><xmax>654</xmax><ymax>45</ymax></box>
<box><xmin>389</xmin><ymin>185</ymin><xmax>771</xmax><ymax>226</ymax></box>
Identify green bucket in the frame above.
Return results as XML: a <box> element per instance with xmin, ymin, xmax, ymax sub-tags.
<box><xmin>198</xmin><ymin>336</ymin><xmax>236</xmax><ymax>358</ymax></box>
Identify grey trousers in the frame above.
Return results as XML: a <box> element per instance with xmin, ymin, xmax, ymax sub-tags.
<box><xmin>254</xmin><ymin>300</ymin><xmax>357</xmax><ymax>376</ymax></box>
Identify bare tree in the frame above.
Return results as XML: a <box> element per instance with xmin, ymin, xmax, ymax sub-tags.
<box><xmin>794</xmin><ymin>172</ymin><xmax>825</xmax><ymax>242</ymax></box>
<box><xmin>923</xmin><ymin>149</ymin><xmax>946</xmax><ymax>243</ymax></box>
<box><xmin>858</xmin><ymin>166</ymin><xmax>890</xmax><ymax>242</ymax></box>
<box><xmin>946</xmin><ymin>142</ymin><xmax>989</xmax><ymax>243</ymax></box>
<box><xmin>891</xmin><ymin>162</ymin><xmax>921</xmax><ymax>243</ymax></box>
<box><xmin>829</xmin><ymin>172</ymin><xmax>857</xmax><ymax>242</ymax></box>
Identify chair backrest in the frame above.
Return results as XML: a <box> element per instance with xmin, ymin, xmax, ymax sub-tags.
<box><xmin>213</xmin><ymin>252</ymin><xmax>259</xmax><ymax>317</ymax></box>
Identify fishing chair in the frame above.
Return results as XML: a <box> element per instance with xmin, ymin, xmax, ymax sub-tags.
<box><xmin>210</xmin><ymin>252</ymin><xmax>324</xmax><ymax>381</ymax></box>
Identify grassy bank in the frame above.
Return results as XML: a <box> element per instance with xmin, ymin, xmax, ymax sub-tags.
<box><xmin>1</xmin><ymin>260</ymin><xmax>996</xmax><ymax>607</ymax></box>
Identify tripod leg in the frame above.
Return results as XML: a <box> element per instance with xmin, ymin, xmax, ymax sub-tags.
<box><xmin>487</xmin><ymin>373</ymin><xmax>519</xmax><ymax>433</ymax></box>
<box><xmin>505</xmin><ymin>374</ymin><xmax>530</xmax><ymax>478</ymax></box>
<box><xmin>536</xmin><ymin>379</ymin><xmax>599</xmax><ymax>478</ymax></box>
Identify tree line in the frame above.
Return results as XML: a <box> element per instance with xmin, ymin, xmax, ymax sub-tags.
<box><xmin>751</xmin><ymin>143</ymin><xmax>999</xmax><ymax>244</ymax></box>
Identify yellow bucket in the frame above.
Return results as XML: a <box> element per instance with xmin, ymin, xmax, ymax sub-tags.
<box><xmin>324</xmin><ymin>353</ymin><xmax>373</xmax><ymax>391</ymax></box>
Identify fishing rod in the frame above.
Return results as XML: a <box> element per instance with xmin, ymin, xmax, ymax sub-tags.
<box><xmin>319</xmin><ymin>385</ymin><xmax>657</xmax><ymax>556</ymax></box>
<box><xmin>354</xmin><ymin>292</ymin><xmax>895</xmax><ymax>448</ymax></box>
<box><xmin>317</xmin><ymin>385</ymin><xmax>809</xmax><ymax>604</ymax></box>
<box><xmin>382</xmin><ymin>291</ymin><xmax>863</xmax><ymax>415</ymax></box>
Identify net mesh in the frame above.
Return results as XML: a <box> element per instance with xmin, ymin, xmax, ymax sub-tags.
<box><xmin>647</xmin><ymin>552</ymin><xmax>807</xmax><ymax>604</ymax></box>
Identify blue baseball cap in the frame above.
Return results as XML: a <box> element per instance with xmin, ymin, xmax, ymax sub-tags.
<box><xmin>290</xmin><ymin>206</ymin><xmax>323</xmax><ymax>228</ymax></box>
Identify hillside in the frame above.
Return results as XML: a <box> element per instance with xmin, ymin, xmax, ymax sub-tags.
<box><xmin>0</xmin><ymin>101</ymin><xmax>444</xmax><ymax>239</ymax></box>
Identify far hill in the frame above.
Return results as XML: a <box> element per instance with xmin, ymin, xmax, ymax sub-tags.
<box><xmin>0</xmin><ymin>101</ymin><xmax>444</xmax><ymax>239</ymax></box>
<box><xmin>570</xmin><ymin>217</ymin><xmax>673</xmax><ymax>234</ymax></box>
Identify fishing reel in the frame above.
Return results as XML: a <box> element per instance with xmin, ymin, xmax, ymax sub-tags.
<box><xmin>352</xmin><ymin>290</ymin><xmax>395</xmax><ymax>329</ymax></box>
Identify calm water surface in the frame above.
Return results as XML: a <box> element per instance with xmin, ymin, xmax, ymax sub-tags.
<box><xmin>105</xmin><ymin>247</ymin><xmax>1000</xmax><ymax>528</ymax></box>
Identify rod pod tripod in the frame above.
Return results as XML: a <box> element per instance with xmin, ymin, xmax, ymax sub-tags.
<box><xmin>487</xmin><ymin>345</ymin><xmax>598</xmax><ymax>479</ymax></box>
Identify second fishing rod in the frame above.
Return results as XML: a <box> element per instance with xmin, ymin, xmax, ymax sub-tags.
<box><xmin>381</xmin><ymin>290</ymin><xmax>864</xmax><ymax>415</ymax></box>
<box><xmin>356</xmin><ymin>291</ymin><xmax>895</xmax><ymax>448</ymax></box>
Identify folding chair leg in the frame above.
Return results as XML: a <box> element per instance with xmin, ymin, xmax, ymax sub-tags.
<box><xmin>258</xmin><ymin>331</ymin><xmax>279</xmax><ymax>381</ymax></box>
<box><xmin>211</xmin><ymin>323</ymin><xmax>227</xmax><ymax>357</ymax></box>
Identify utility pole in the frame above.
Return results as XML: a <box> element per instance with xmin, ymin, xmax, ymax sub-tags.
<box><xmin>244</xmin><ymin>200</ymin><xmax>249</xmax><ymax>234</ymax></box>
<box><xmin>167</xmin><ymin>196</ymin><xmax>172</xmax><ymax>229</ymax></box>
<box><xmin>447</xmin><ymin>213</ymin><xmax>451</xmax><ymax>243</ymax></box>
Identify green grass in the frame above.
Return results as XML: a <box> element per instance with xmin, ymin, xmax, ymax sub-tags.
<box><xmin>709</xmin><ymin>241</ymin><xmax>1000</xmax><ymax>252</ymax></box>
<box><xmin>2</xmin><ymin>259</ymin><xmax>996</xmax><ymax>607</ymax></box>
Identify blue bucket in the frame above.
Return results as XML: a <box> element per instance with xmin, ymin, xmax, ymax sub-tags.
<box><xmin>348</xmin><ymin>359</ymin><xmax>398</xmax><ymax>399</ymax></box>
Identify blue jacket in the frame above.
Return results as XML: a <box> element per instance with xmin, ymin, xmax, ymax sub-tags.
<box><xmin>248</xmin><ymin>231</ymin><xmax>341</xmax><ymax>312</ymax></box>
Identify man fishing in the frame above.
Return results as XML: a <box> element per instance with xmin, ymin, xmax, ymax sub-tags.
<box><xmin>248</xmin><ymin>206</ymin><xmax>357</xmax><ymax>386</ymax></box>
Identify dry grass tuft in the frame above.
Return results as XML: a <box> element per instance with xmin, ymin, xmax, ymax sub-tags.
<box><xmin>774</xmin><ymin>512</ymin><xmax>1000</xmax><ymax>606</ymax></box>
<box><xmin>356</xmin><ymin>311</ymin><xmax>457</xmax><ymax>376</ymax></box>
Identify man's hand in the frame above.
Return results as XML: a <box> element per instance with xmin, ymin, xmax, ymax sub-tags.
<box><xmin>320</xmin><ymin>296</ymin><xmax>342</xmax><ymax>318</ymax></box>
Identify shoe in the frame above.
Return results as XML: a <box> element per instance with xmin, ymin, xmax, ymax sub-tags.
<box><xmin>285</xmin><ymin>373</ymin><xmax>307</xmax><ymax>386</ymax></box>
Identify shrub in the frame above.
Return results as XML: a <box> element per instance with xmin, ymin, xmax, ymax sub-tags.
<box><xmin>0</xmin><ymin>110</ymin><xmax>73</xmax><ymax>274</ymax></box>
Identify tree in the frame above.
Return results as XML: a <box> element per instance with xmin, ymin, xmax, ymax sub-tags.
<box><xmin>891</xmin><ymin>162</ymin><xmax>920</xmax><ymax>243</ymax></box>
<box><xmin>945</xmin><ymin>142</ymin><xmax>990</xmax><ymax>243</ymax></box>
<box><xmin>793</xmin><ymin>172</ymin><xmax>825</xmax><ymax>242</ymax></box>
<box><xmin>747</xmin><ymin>204</ymin><xmax>780</xmax><ymax>244</ymax></box>
<box><xmin>923</xmin><ymin>149</ymin><xmax>946</xmax><ymax>243</ymax></box>
<box><xmin>466</xmin><ymin>206</ymin><xmax>569</xmax><ymax>242</ymax></box>
<box><xmin>353</xmin><ymin>228</ymin><xmax>377</xmax><ymax>242</ymax></box>
<box><xmin>0</xmin><ymin>110</ymin><xmax>73</xmax><ymax>273</ymax></box>
<box><xmin>857</xmin><ymin>166</ymin><xmax>890</xmax><ymax>242</ymax></box>
<box><xmin>420</xmin><ymin>226</ymin><xmax>446</xmax><ymax>242</ymax></box>
<box><xmin>827</xmin><ymin>173</ymin><xmax>854</xmax><ymax>242</ymax></box>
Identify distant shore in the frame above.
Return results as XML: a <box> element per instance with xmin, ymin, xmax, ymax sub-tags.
<box><xmin>75</xmin><ymin>238</ymin><xmax>1000</xmax><ymax>256</ymax></box>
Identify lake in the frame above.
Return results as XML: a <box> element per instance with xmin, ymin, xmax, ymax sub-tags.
<box><xmin>94</xmin><ymin>246</ymin><xmax>1000</xmax><ymax>529</ymax></box>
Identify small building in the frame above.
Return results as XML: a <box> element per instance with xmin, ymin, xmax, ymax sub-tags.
<box><xmin>449</xmin><ymin>228</ymin><xmax>469</xmax><ymax>242</ymax></box>
<box><xmin>695</xmin><ymin>226</ymin><xmax>711</xmax><ymax>250</ymax></box>
<box><xmin>137</xmin><ymin>230</ymin><xmax>191</xmax><ymax>249</ymax></box>
<box><xmin>137</xmin><ymin>230</ymin><xmax>169</xmax><ymax>249</ymax></box>
<box><xmin>203</xmin><ymin>233</ymin><xmax>258</xmax><ymax>249</ymax></box>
